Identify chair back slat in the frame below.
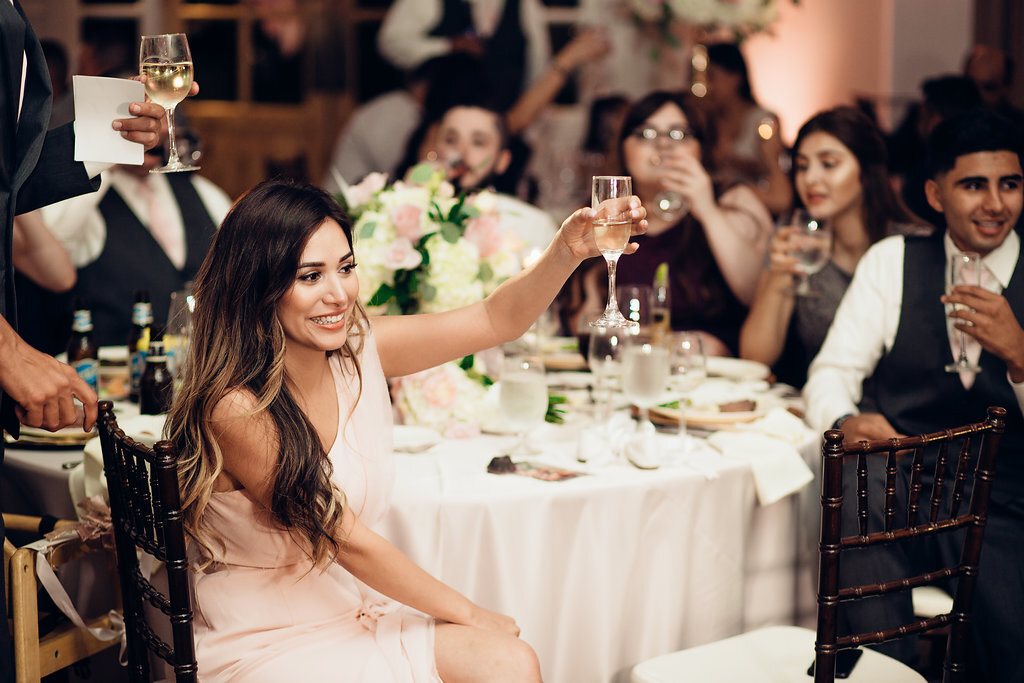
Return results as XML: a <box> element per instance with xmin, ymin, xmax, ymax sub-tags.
<box><xmin>907</xmin><ymin>447</ymin><xmax>924</xmax><ymax>526</ymax></box>
<box><xmin>948</xmin><ymin>437</ymin><xmax>972</xmax><ymax>519</ymax></box>
<box><xmin>813</xmin><ymin>406</ymin><xmax>1005</xmax><ymax>683</ymax></box>
<box><xmin>929</xmin><ymin>440</ymin><xmax>950</xmax><ymax>523</ymax></box>
<box><xmin>883</xmin><ymin>442</ymin><xmax>898</xmax><ymax>533</ymax></box>
<box><xmin>856</xmin><ymin>451</ymin><xmax>868</xmax><ymax>537</ymax></box>
<box><xmin>97</xmin><ymin>401</ymin><xmax>198</xmax><ymax>683</ymax></box>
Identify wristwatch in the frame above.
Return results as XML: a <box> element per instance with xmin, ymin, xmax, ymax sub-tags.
<box><xmin>831</xmin><ymin>413</ymin><xmax>855</xmax><ymax>431</ymax></box>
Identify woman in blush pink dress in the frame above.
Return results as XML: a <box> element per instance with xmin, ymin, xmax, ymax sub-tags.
<box><xmin>164</xmin><ymin>179</ymin><xmax>647</xmax><ymax>682</ymax></box>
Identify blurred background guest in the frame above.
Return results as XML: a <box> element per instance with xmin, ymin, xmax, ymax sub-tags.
<box><xmin>888</xmin><ymin>75</ymin><xmax>981</xmax><ymax>227</ymax></box>
<box><xmin>565</xmin><ymin>91</ymin><xmax>772</xmax><ymax>355</ymax></box>
<box><xmin>36</xmin><ymin>141</ymin><xmax>233</xmax><ymax>349</ymax></box>
<box><xmin>377</xmin><ymin>0</ymin><xmax>550</xmax><ymax>112</ymax></box>
<box><xmin>701</xmin><ymin>42</ymin><xmax>792</xmax><ymax>216</ymax></box>
<box><xmin>740</xmin><ymin>106</ymin><xmax>919</xmax><ymax>388</ymax></box>
<box><xmin>964</xmin><ymin>44</ymin><xmax>1024</xmax><ymax>124</ymax></box>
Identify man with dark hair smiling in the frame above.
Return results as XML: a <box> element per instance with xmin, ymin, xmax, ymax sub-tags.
<box><xmin>804</xmin><ymin>108</ymin><xmax>1024</xmax><ymax>681</ymax></box>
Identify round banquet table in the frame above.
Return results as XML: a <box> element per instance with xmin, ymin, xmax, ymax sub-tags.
<box><xmin>1</xmin><ymin>413</ymin><xmax>817</xmax><ymax>683</ymax></box>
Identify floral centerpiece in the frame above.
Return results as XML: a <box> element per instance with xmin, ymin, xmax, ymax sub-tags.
<box><xmin>628</xmin><ymin>0</ymin><xmax>795</xmax><ymax>44</ymax></box>
<box><xmin>338</xmin><ymin>166</ymin><xmax>523</xmax><ymax>437</ymax></box>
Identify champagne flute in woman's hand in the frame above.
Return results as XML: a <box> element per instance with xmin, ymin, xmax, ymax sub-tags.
<box><xmin>140</xmin><ymin>33</ymin><xmax>199</xmax><ymax>173</ymax></box>
<box><xmin>945</xmin><ymin>251</ymin><xmax>983</xmax><ymax>374</ymax></box>
<box><xmin>589</xmin><ymin>175</ymin><xmax>636</xmax><ymax>328</ymax></box>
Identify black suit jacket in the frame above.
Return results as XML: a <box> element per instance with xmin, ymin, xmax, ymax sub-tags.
<box><xmin>0</xmin><ymin>0</ymin><xmax>99</xmax><ymax>443</ymax></box>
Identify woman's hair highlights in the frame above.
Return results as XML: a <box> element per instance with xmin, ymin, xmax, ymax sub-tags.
<box><xmin>167</xmin><ymin>179</ymin><xmax>367</xmax><ymax>568</ymax></box>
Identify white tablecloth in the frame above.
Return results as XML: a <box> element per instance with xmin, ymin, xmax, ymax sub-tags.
<box><xmin>2</xmin><ymin>419</ymin><xmax>818</xmax><ymax>683</ymax></box>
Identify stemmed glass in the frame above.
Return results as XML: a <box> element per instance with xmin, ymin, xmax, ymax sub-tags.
<box><xmin>139</xmin><ymin>33</ymin><xmax>199</xmax><ymax>173</ymax></box>
<box><xmin>589</xmin><ymin>175</ymin><xmax>635</xmax><ymax>328</ymax></box>
<box><xmin>622</xmin><ymin>335</ymin><xmax>670</xmax><ymax>430</ymax></box>
<box><xmin>945</xmin><ymin>251</ymin><xmax>983</xmax><ymax>374</ymax></box>
<box><xmin>668</xmin><ymin>332</ymin><xmax>706</xmax><ymax>394</ymax></box>
<box><xmin>164</xmin><ymin>288</ymin><xmax>195</xmax><ymax>382</ymax></box>
<box><xmin>499</xmin><ymin>355</ymin><xmax>548</xmax><ymax>456</ymax></box>
<box><xmin>786</xmin><ymin>209</ymin><xmax>832</xmax><ymax>296</ymax></box>
<box><xmin>586</xmin><ymin>324</ymin><xmax>624</xmax><ymax>424</ymax></box>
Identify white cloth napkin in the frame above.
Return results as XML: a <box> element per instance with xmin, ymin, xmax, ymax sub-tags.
<box><xmin>707</xmin><ymin>409</ymin><xmax>814</xmax><ymax>505</ymax></box>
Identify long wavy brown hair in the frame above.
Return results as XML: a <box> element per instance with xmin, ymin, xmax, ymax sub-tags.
<box><xmin>166</xmin><ymin>180</ymin><xmax>367</xmax><ymax>568</ymax></box>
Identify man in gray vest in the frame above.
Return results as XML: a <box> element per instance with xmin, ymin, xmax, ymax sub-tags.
<box><xmin>804</xmin><ymin>109</ymin><xmax>1024</xmax><ymax>682</ymax></box>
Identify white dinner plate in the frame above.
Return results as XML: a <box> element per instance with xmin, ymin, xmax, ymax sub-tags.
<box><xmin>393</xmin><ymin>425</ymin><xmax>442</xmax><ymax>453</ymax></box>
<box><xmin>705</xmin><ymin>357</ymin><xmax>771</xmax><ymax>381</ymax></box>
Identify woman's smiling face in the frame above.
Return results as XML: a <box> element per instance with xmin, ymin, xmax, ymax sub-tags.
<box><xmin>276</xmin><ymin>219</ymin><xmax>359</xmax><ymax>357</ymax></box>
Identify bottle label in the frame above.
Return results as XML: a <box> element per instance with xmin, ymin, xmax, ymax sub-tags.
<box><xmin>71</xmin><ymin>309</ymin><xmax>93</xmax><ymax>333</ymax></box>
<box><xmin>132</xmin><ymin>302</ymin><xmax>153</xmax><ymax>327</ymax></box>
<box><xmin>130</xmin><ymin>349</ymin><xmax>148</xmax><ymax>394</ymax></box>
<box><xmin>72</xmin><ymin>358</ymin><xmax>99</xmax><ymax>391</ymax></box>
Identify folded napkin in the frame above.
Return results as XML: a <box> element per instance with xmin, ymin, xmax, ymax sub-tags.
<box><xmin>707</xmin><ymin>416</ymin><xmax>814</xmax><ymax>505</ymax></box>
<box><xmin>737</xmin><ymin>407</ymin><xmax>816</xmax><ymax>445</ymax></box>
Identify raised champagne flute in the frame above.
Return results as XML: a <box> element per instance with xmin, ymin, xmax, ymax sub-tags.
<box><xmin>589</xmin><ymin>175</ymin><xmax>635</xmax><ymax>328</ymax></box>
<box><xmin>139</xmin><ymin>33</ymin><xmax>199</xmax><ymax>173</ymax></box>
<box><xmin>499</xmin><ymin>354</ymin><xmax>548</xmax><ymax>456</ymax></box>
<box><xmin>787</xmin><ymin>209</ymin><xmax>832</xmax><ymax>296</ymax></box>
<box><xmin>945</xmin><ymin>251</ymin><xmax>983</xmax><ymax>374</ymax></box>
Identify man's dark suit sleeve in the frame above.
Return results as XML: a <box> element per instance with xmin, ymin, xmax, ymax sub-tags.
<box><xmin>14</xmin><ymin>122</ymin><xmax>100</xmax><ymax>215</ymax></box>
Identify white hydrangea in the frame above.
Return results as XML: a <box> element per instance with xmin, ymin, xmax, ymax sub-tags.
<box><xmin>394</xmin><ymin>361</ymin><xmax>489</xmax><ymax>435</ymax></box>
<box><xmin>419</xmin><ymin>235</ymin><xmax>485</xmax><ymax>313</ymax></box>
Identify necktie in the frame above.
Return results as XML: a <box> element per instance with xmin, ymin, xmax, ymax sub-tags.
<box><xmin>136</xmin><ymin>178</ymin><xmax>185</xmax><ymax>270</ymax></box>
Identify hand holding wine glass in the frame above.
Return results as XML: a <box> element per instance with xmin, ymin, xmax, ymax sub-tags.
<box><xmin>139</xmin><ymin>33</ymin><xmax>199</xmax><ymax>173</ymax></box>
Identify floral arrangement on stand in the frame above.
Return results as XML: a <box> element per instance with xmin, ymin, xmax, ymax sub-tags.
<box><xmin>338</xmin><ymin>166</ymin><xmax>523</xmax><ymax>437</ymax></box>
<box><xmin>627</xmin><ymin>0</ymin><xmax>795</xmax><ymax>45</ymax></box>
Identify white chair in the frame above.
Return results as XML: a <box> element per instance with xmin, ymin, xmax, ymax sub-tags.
<box><xmin>631</xmin><ymin>407</ymin><xmax>1005</xmax><ymax>683</ymax></box>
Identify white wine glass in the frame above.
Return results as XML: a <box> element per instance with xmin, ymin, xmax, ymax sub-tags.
<box><xmin>668</xmin><ymin>332</ymin><xmax>706</xmax><ymax>394</ymax></box>
<box><xmin>945</xmin><ymin>251</ymin><xmax>983</xmax><ymax>374</ymax></box>
<box><xmin>621</xmin><ymin>335</ymin><xmax>670</xmax><ymax>434</ymax></box>
<box><xmin>589</xmin><ymin>175</ymin><xmax>636</xmax><ymax>329</ymax></box>
<box><xmin>586</xmin><ymin>324</ymin><xmax>624</xmax><ymax>424</ymax></box>
<box><xmin>140</xmin><ymin>33</ymin><xmax>199</xmax><ymax>173</ymax></box>
<box><xmin>499</xmin><ymin>355</ymin><xmax>548</xmax><ymax>456</ymax></box>
<box><xmin>786</xmin><ymin>209</ymin><xmax>832</xmax><ymax>296</ymax></box>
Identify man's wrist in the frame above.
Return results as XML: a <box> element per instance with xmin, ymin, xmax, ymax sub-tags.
<box><xmin>831</xmin><ymin>412</ymin><xmax>855</xmax><ymax>431</ymax></box>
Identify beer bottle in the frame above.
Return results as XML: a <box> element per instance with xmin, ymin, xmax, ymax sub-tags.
<box><xmin>140</xmin><ymin>337</ymin><xmax>173</xmax><ymax>415</ymax></box>
<box><xmin>128</xmin><ymin>289</ymin><xmax>153</xmax><ymax>402</ymax></box>
<box><xmin>67</xmin><ymin>299</ymin><xmax>99</xmax><ymax>392</ymax></box>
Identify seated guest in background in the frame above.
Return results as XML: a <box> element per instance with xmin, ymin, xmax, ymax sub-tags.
<box><xmin>803</xmin><ymin>109</ymin><xmax>1024</xmax><ymax>682</ymax></box>
<box><xmin>740</xmin><ymin>106</ymin><xmax>918</xmax><ymax>388</ymax></box>
<box><xmin>403</xmin><ymin>101</ymin><xmax>558</xmax><ymax>253</ymax></box>
<box><xmin>566</xmin><ymin>91</ymin><xmax>772</xmax><ymax>355</ymax></box>
<box><xmin>701</xmin><ymin>42</ymin><xmax>792</xmax><ymax>216</ymax></box>
<box><xmin>964</xmin><ymin>44</ymin><xmax>1024</xmax><ymax>125</ymax></box>
<box><xmin>167</xmin><ymin>179</ymin><xmax>646</xmax><ymax>681</ymax></box>
<box><xmin>38</xmin><ymin>141</ymin><xmax>233</xmax><ymax>347</ymax></box>
<box><xmin>888</xmin><ymin>75</ymin><xmax>981</xmax><ymax>227</ymax></box>
<box><xmin>377</xmin><ymin>0</ymin><xmax>549</xmax><ymax>112</ymax></box>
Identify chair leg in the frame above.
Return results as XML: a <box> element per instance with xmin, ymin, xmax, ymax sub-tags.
<box><xmin>10</xmin><ymin>548</ymin><xmax>41</xmax><ymax>683</ymax></box>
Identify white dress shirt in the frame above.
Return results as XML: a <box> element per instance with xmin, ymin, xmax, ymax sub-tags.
<box><xmin>39</xmin><ymin>168</ymin><xmax>234</xmax><ymax>269</ymax></box>
<box><xmin>803</xmin><ymin>230</ymin><xmax>1024</xmax><ymax>436</ymax></box>
<box><xmin>376</xmin><ymin>0</ymin><xmax>550</xmax><ymax>87</ymax></box>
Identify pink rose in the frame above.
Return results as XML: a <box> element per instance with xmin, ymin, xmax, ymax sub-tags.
<box><xmin>421</xmin><ymin>369</ymin><xmax>458</xmax><ymax>410</ymax></box>
<box><xmin>381</xmin><ymin>237</ymin><xmax>422</xmax><ymax>270</ymax></box>
<box><xmin>443</xmin><ymin>420</ymin><xmax>480</xmax><ymax>439</ymax></box>
<box><xmin>391</xmin><ymin>204</ymin><xmax>423</xmax><ymax>240</ymax></box>
<box><xmin>343</xmin><ymin>172</ymin><xmax>388</xmax><ymax>207</ymax></box>
<box><xmin>464</xmin><ymin>214</ymin><xmax>503</xmax><ymax>258</ymax></box>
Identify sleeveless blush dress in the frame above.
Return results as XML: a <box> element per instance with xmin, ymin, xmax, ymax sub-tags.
<box><xmin>190</xmin><ymin>333</ymin><xmax>441</xmax><ymax>682</ymax></box>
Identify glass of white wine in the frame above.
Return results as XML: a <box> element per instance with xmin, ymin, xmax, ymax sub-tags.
<box><xmin>499</xmin><ymin>355</ymin><xmax>548</xmax><ymax>456</ymax></box>
<box><xmin>589</xmin><ymin>175</ymin><xmax>635</xmax><ymax>329</ymax></box>
<box><xmin>139</xmin><ymin>33</ymin><xmax>198</xmax><ymax>173</ymax></box>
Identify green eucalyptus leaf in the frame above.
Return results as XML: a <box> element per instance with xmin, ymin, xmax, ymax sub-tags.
<box><xmin>358</xmin><ymin>221</ymin><xmax>377</xmax><ymax>239</ymax></box>
<box><xmin>407</xmin><ymin>163</ymin><xmax>436</xmax><ymax>185</ymax></box>
<box><xmin>478</xmin><ymin>262</ymin><xmax>494</xmax><ymax>282</ymax></box>
<box><xmin>440</xmin><ymin>222</ymin><xmax>461</xmax><ymax>243</ymax></box>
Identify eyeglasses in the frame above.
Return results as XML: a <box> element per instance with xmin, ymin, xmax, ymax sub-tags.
<box><xmin>630</xmin><ymin>126</ymin><xmax>696</xmax><ymax>143</ymax></box>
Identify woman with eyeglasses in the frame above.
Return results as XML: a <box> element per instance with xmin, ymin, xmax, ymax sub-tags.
<box><xmin>566</xmin><ymin>91</ymin><xmax>772</xmax><ymax>356</ymax></box>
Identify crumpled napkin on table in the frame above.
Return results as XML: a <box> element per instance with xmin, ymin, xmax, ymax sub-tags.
<box><xmin>707</xmin><ymin>408</ymin><xmax>814</xmax><ymax>505</ymax></box>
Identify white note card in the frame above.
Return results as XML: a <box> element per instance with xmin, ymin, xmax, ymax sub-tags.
<box><xmin>72</xmin><ymin>75</ymin><xmax>145</xmax><ymax>166</ymax></box>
